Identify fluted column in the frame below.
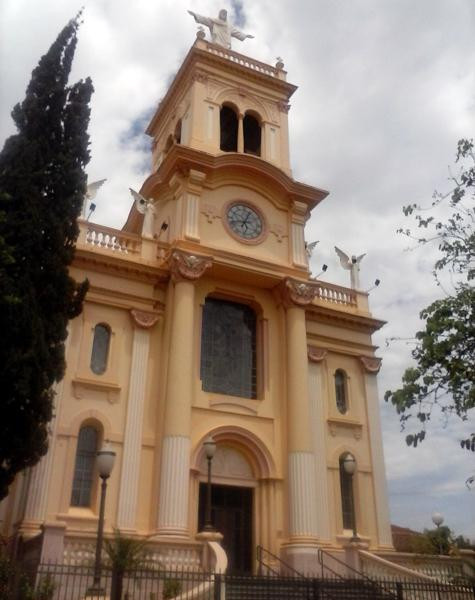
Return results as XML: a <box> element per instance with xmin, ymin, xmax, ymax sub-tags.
<box><xmin>360</xmin><ymin>357</ymin><xmax>393</xmax><ymax>548</ymax></box>
<box><xmin>117</xmin><ymin>310</ymin><xmax>159</xmax><ymax>531</ymax></box>
<box><xmin>308</xmin><ymin>348</ymin><xmax>332</xmax><ymax>542</ymax></box>
<box><xmin>157</xmin><ymin>251</ymin><xmax>212</xmax><ymax>537</ymax></box>
<box><xmin>278</xmin><ymin>278</ymin><xmax>319</xmax><ymax>572</ymax></box>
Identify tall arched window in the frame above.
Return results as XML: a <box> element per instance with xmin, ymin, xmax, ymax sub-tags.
<box><xmin>335</xmin><ymin>369</ymin><xmax>348</xmax><ymax>414</ymax></box>
<box><xmin>220</xmin><ymin>105</ymin><xmax>238</xmax><ymax>152</ymax></box>
<box><xmin>90</xmin><ymin>323</ymin><xmax>111</xmax><ymax>375</ymax></box>
<box><xmin>243</xmin><ymin>113</ymin><xmax>261</xmax><ymax>156</ymax></box>
<box><xmin>339</xmin><ymin>454</ymin><xmax>355</xmax><ymax>530</ymax></box>
<box><xmin>200</xmin><ymin>298</ymin><xmax>257</xmax><ymax>399</ymax></box>
<box><xmin>71</xmin><ymin>426</ymin><xmax>99</xmax><ymax>507</ymax></box>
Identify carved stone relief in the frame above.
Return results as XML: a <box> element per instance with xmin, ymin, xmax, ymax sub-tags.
<box><xmin>201</xmin><ymin>203</ymin><xmax>221</xmax><ymax>224</ymax></box>
<box><xmin>270</xmin><ymin>224</ymin><xmax>287</xmax><ymax>243</ymax></box>
<box><xmin>307</xmin><ymin>347</ymin><xmax>328</xmax><ymax>363</ymax></box>
<box><xmin>359</xmin><ymin>356</ymin><xmax>382</xmax><ymax>373</ymax></box>
<box><xmin>169</xmin><ymin>250</ymin><xmax>213</xmax><ymax>282</ymax></box>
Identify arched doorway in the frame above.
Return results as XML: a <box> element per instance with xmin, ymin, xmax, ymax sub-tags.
<box><xmin>198</xmin><ymin>445</ymin><xmax>255</xmax><ymax>573</ymax></box>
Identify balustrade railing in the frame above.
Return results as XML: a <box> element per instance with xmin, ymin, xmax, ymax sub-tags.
<box><xmin>313</xmin><ymin>281</ymin><xmax>358</xmax><ymax>307</ymax></box>
<box><xmin>78</xmin><ymin>222</ymin><xmax>141</xmax><ymax>255</ymax></box>
<box><xmin>204</xmin><ymin>42</ymin><xmax>279</xmax><ymax>78</ymax></box>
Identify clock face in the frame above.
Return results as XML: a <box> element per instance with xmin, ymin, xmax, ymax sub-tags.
<box><xmin>227</xmin><ymin>203</ymin><xmax>263</xmax><ymax>240</ymax></box>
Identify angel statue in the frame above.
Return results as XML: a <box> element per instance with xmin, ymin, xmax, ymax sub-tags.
<box><xmin>188</xmin><ymin>9</ymin><xmax>254</xmax><ymax>49</ymax></box>
<box><xmin>129</xmin><ymin>188</ymin><xmax>156</xmax><ymax>239</ymax></box>
<box><xmin>82</xmin><ymin>179</ymin><xmax>106</xmax><ymax>219</ymax></box>
<box><xmin>334</xmin><ymin>246</ymin><xmax>366</xmax><ymax>290</ymax></box>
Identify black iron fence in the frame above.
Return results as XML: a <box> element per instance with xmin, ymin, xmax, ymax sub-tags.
<box><xmin>5</xmin><ymin>562</ymin><xmax>475</xmax><ymax>600</ymax></box>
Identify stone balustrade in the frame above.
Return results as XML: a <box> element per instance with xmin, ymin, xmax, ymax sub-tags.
<box><xmin>359</xmin><ymin>549</ymin><xmax>466</xmax><ymax>584</ymax></box>
<box><xmin>313</xmin><ymin>281</ymin><xmax>358</xmax><ymax>307</ymax></box>
<box><xmin>78</xmin><ymin>221</ymin><xmax>141</xmax><ymax>255</ymax></box>
<box><xmin>204</xmin><ymin>41</ymin><xmax>280</xmax><ymax>78</ymax></box>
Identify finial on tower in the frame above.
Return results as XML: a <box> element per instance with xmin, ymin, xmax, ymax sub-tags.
<box><xmin>188</xmin><ymin>8</ymin><xmax>254</xmax><ymax>49</ymax></box>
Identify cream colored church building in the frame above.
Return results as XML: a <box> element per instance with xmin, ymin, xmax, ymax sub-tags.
<box><xmin>1</xmin><ymin>32</ymin><xmax>395</xmax><ymax>575</ymax></box>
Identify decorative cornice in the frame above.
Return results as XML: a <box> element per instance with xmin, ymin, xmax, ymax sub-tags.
<box><xmin>359</xmin><ymin>356</ymin><xmax>382</xmax><ymax>373</ymax></box>
<box><xmin>278</xmin><ymin>277</ymin><xmax>318</xmax><ymax>308</ymax></box>
<box><xmin>307</xmin><ymin>347</ymin><xmax>328</xmax><ymax>363</ymax></box>
<box><xmin>169</xmin><ymin>250</ymin><xmax>213</xmax><ymax>282</ymax></box>
<box><xmin>130</xmin><ymin>309</ymin><xmax>160</xmax><ymax>329</ymax></box>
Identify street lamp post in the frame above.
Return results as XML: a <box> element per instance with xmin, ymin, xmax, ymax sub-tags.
<box><xmin>87</xmin><ymin>444</ymin><xmax>116</xmax><ymax>597</ymax></box>
<box><xmin>343</xmin><ymin>453</ymin><xmax>360</xmax><ymax>543</ymax></box>
<box><xmin>203</xmin><ymin>436</ymin><xmax>216</xmax><ymax>532</ymax></box>
<box><xmin>432</xmin><ymin>511</ymin><xmax>444</xmax><ymax>555</ymax></box>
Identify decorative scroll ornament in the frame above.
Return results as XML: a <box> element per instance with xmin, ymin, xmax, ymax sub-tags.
<box><xmin>307</xmin><ymin>347</ymin><xmax>328</xmax><ymax>363</ymax></box>
<box><xmin>169</xmin><ymin>250</ymin><xmax>213</xmax><ymax>282</ymax></box>
<box><xmin>280</xmin><ymin>277</ymin><xmax>317</xmax><ymax>307</ymax></box>
<box><xmin>359</xmin><ymin>356</ymin><xmax>382</xmax><ymax>373</ymax></box>
<box><xmin>130</xmin><ymin>309</ymin><xmax>160</xmax><ymax>329</ymax></box>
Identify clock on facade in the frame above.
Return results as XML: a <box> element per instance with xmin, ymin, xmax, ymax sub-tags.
<box><xmin>226</xmin><ymin>203</ymin><xmax>263</xmax><ymax>240</ymax></box>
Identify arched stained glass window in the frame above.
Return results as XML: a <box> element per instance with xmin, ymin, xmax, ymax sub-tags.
<box><xmin>90</xmin><ymin>324</ymin><xmax>110</xmax><ymax>375</ymax></box>
<box><xmin>335</xmin><ymin>369</ymin><xmax>348</xmax><ymax>414</ymax></box>
<box><xmin>71</xmin><ymin>426</ymin><xmax>99</xmax><ymax>507</ymax></box>
<box><xmin>339</xmin><ymin>454</ymin><xmax>355</xmax><ymax>530</ymax></box>
<box><xmin>200</xmin><ymin>298</ymin><xmax>257</xmax><ymax>399</ymax></box>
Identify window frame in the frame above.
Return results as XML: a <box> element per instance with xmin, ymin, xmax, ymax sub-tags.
<box><xmin>200</xmin><ymin>297</ymin><xmax>258</xmax><ymax>400</ymax></box>
<box><xmin>90</xmin><ymin>323</ymin><xmax>111</xmax><ymax>376</ymax></box>
<box><xmin>70</xmin><ymin>425</ymin><xmax>100</xmax><ymax>508</ymax></box>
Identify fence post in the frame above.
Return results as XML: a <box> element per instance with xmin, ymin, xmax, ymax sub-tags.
<box><xmin>395</xmin><ymin>581</ymin><xmax>404</xmax><ymax>600</ymax></box>
<box><xmin>312</xmin><ymin>577</ymin><xmax>320</xmax><ymax>600</ymax></box>
<box><xmin>214</xmin><ymin>573</ymin><xmax>221</xmax><ymax>600</ymax></box>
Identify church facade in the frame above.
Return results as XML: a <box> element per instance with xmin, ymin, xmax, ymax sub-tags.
<box><xmin>0</xmin><ymin>34</ymin><xmax>393</xmax><ymax>574</ymax></box>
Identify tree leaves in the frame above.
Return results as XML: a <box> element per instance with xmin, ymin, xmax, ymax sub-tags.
<box><xmin>0</xmin><ymin>15</ymin><xmax>92</xmax><ymax>498</ymax></box>
<box><xmin>385</xmin><ymin>140</ymin><xmax>475</xmax><ymax>450</ymax></box>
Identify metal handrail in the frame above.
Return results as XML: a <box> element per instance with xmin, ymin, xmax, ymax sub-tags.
<box><xmin>317</xmin><ymin>548</ymin><xmax>399</xmax><ymax>600</ymax></box>
<box><xmin>256</xmin><ymin>545</ymin><xmax>305</xmax><ymax>578</ymax></box>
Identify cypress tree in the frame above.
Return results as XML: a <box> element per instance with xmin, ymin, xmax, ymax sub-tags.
<box><xmin>0</xmin><ymin>14</ymin><xmax>92</xmax><ymax>499</ymax></box>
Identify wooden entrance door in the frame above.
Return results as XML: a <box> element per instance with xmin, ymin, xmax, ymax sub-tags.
<box><xmin>199</xmin><ymin>483</ymin><xmax>253</xmax><ymax>573</ymax></box>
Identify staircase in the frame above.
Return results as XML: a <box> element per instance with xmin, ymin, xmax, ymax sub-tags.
<box><xmin>225</xmin><ymin>574</ymin><xmax>396</xmax><ymax>600</ymax></box>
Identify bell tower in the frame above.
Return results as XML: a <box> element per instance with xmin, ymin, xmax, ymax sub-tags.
<box><xmin>124</xmin><ymin>35</ymin><xmax>328</xmax><ymax>275</ymax></box>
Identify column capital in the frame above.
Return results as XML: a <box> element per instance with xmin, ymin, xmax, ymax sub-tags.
<box><xmin>308</xmin><ymin>346</ymin><xmax>328</xmax><ymax>363</ymax></box>
<box><xmin>130</xmin><ymin>309</ymin><xmax>160</xmax><ymax>329</ymax></box>
<box><xmin>359</xmin><ymin>355</ymin><xmax>382</xmax><ymax>373</ymax></box>
<box><xmin>276</xmin><ymin>277</ymin><xmax>317</xmax><ymax>308</ymax></box>
<box><xmin>169</xmin><ymin>250</ymin><xmax>213</xmax><ymax>282</ymax></box>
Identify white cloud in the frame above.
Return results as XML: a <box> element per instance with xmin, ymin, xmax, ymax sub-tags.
<box><xmin>1</xmin><ymin>0</ymin><xmax>474</xmax><ymax>538</ymax></box>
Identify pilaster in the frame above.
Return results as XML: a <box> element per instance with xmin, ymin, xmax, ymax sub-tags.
<box><xmin>308</xmin><ymin>348</ymin><xmax>332</xmax><ymax>542</ymax></box>
<box><xmin>117</xmin><ymin>310</ymin><xmax>160</xmax><ymax>531</ymax></box>
<box><xmin>360</xmin><ymin>357</ymin><xmax>393</xmax><ymax>548</ymax></box>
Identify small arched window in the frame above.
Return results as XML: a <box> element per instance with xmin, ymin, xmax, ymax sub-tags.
<box><xmin>174</xmin><ymin>119</ymin><xmax>182</xmax><ymax>144</ymax></box>
<box><xmin>90</xmin><ymin>324</ymin><xmax>111</xmax><ymax>375</ymax></box>
<box><xmin>243</xmin><ymin>113</ymin><xmax>261</xmax><ymax>156</ymax></box>
<box><xmin>335</xmin><ymin>369</ymin><xmax>348</xmax><ymax>414</ymax></box>
<box><xmin>71</xmin><ymin>425</ymin><xmax>99</xmax><ymax>507</ymax></box>
<box><xmin>220</xmin><ymin>105</ymin><xmax>238</xmax><ymax>152</ymax></box>
<box><xmin>339</xmin><ymin>454</ymin><xmax>355</xmax><ymax>530</ymax></box>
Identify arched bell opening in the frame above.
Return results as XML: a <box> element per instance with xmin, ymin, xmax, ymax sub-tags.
<box><xmin>243</xmin><ymin>112</ymin><xmax>261</xmax><ymax>156</ymax></box>
<box><xmin>220</xmin><ymin>104</ymin><xmax>239</xmax><ymax>152</ymax></box>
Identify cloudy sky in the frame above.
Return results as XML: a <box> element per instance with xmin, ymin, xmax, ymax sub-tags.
<box><xmin>1</xmin><ymin>0</ymin><xmax>474</xmax><ymax>539</ymax></box>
